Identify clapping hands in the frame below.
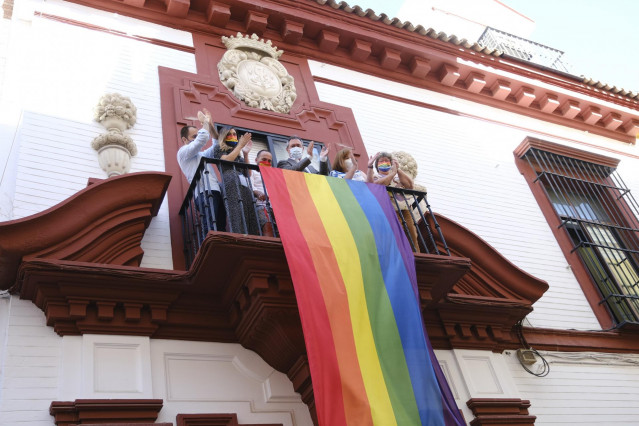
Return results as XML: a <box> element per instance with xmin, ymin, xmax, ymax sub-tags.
<box><xmin>368</xmin><ymin>152</ymin><xmax>380</xmax><ymax>169</ymax></box>
<box><xmin>240</xmin><ymin>133</ymin><xmax>252</xmax><ymax>153</ymax></box>
<box><xmin>320</xmin><ymin>144</ymin><xmax>330</xmax><ymax>161</ymax></box>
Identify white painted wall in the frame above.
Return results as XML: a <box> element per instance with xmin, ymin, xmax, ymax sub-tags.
<box><xmin>150</xmin><ymin>340</ymin><xmax>313</xmax><ymax>426</ymax></box>
<box><xmin>0</xmin><ymin>298</ymin><xmax>312</xmax><ymax>426</ymax></box>
<box><xmin>435</xmin><ymin>348</ymin><xmax>523</xmax><ymax>423</ymax></box>
<box><xmin>309</xmin><ymin>60</ymin><xmax>639</xmax><ymax>331</ymax></box>
<box><xmin>506</xmin><ymin>349</ymin><xmax>639</xmax><ymax>425</ymax></box>
<box><xmin>437</xmin><ymin>347</ymin><xmax>639</xmax><ymax>425</ymax></box>
<box><xmin>1</xmin><ymin>0</ymin><xmax>197</xmax><ymax>269</ymax></box>
<box><xmin>0</xmin><ymin>297</ymin><xmax>61</xmax><ymax>426</ymax></box>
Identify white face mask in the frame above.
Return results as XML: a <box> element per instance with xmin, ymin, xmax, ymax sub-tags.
<box><xmin>289</xmin><ymin>146</ymin><xmax>303</xmax><ymax>160</ymax></box>
<box><xmin>344</xmin><ymin>159</ymin><xmax>353</xmax><ymax>169</ymax></box>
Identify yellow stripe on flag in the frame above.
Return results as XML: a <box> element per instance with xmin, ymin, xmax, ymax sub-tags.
<box><xmin>306</xmin><ymin>174</ymin><xmax>396</xmax><ymax>426</ymax></box>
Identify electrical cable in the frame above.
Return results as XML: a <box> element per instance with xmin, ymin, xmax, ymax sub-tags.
<box><xmin>515</xmin><ymin>320</ymin><xmax>550</xmax><ymax>377</ymax></box>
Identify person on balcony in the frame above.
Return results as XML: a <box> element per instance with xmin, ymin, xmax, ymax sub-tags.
<box><xmin>329</xmin><ymin>148</ymin><xmax>367</xmax><ymax>182</ymax></box>
<box><xmin>251</xmin><ymin>150</ymin><xmax>275</xmax><ymax>237</ymax></box>
<box><xmin>213</xmin><ymin>127</ymin><xmax>259</xmax><ymax>235</ymax></box>
<box><xmin>277</xmin><ymin>136</ymin><xmax>330</xmax><ymax>175</ymax></box>
<box><xmin>177</xmin><ymin>109</ymin><xmax>226</xmax><ymax>232</ymax></box>
<box><xmin>368</xmin><ymin>152</ymin><xmax>420</xmax><ymax>252</ymax></box>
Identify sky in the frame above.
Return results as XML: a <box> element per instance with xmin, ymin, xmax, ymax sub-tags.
<box><xmin>348</xmin><ymin>0</ymin><xmax>638</xmax><ymax>93</ymax></box>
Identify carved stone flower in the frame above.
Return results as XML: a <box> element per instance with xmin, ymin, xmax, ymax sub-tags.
<box><xmin>93</xmin><ymin>93</ymin><xmax>137</xmax><ymax>129</ymax></box>
<box><xmin>392</xmin><ymin>151</ymin><xmax>419</xmax><ymax>180</ymax></box>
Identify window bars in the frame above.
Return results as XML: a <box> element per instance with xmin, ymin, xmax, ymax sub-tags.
<box><xmin>521</xmin><ymin>147</ymin><xmax>639</xmax><ymax>326</ymax></box>
<box><xmin>179</xmin><ymin>157</ymin><xmax>450</xmax><ymax>266</ymax></box>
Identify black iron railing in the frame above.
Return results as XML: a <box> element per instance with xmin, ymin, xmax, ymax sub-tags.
<box><xmin>477</xmin><ymin>27</ymin><xmax>573</xmax><ymax>73</ymax></box>
<box><xmin>179</xmin><ymin>157</ymin><xmax>450</xmax><ymax>266</ymax></box>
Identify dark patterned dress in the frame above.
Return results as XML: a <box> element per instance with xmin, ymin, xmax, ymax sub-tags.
<box><xmin>213</xmin><ymin>145</ymin><xmax>259</xmax><ymax>235</ymax></box>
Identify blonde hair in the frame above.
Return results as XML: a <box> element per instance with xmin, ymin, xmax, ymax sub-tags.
<box><xmin>332</xmin><ymin>148</ymin><xmax>353</xmax><ymax>172</ymax></box>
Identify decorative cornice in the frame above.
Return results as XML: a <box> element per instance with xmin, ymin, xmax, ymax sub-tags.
<box><xmin>466</xmin><ymin>398</ymin><xmax>536</xmax><ymax>426</ymax></box>
<box><xmin>177</xmin><ymin>413</ymin><xmax>283</xmax><ymax>425</ymax></box>
<box><xmin>519</xmin><ymin>326</ymin><xmax>639</xmax><ymax>354</ymax></box>
<box><xmin>0</xmin><ymin>172</ymin><xmax>171</xmax><ymax>290</ymax></box>
<box><xmin>514</xmin><ymin>136</ymin><xmax>621</xmax><ymax>168</ymax></box>
<box><xmin>419</xmin><ymin>214</ymin><xmax>549</xmax><ymax>351</ymax></box>
<box><xmin>59</xmin><ymin>0</ymin><xmax>639</xmax><ymax>143</ymax></box>
<box><xmin>49</xmin><ymin>399</ymin><xmax>165</xmax><ymax>425</ymax></box>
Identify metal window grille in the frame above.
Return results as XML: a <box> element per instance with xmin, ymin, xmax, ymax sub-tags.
<box><xmin>521</xmin><ymin>147</ymin><xmax>639</xmax><ymax>326</ymax></box>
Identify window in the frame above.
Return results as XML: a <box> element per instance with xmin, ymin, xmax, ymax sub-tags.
<box><xmin>215</xmin><ymin>124</ymin><xmax>326</xmax><ymax>169</ymax></box>
<box><xmin>515</xmin><ymin>138</ymin><xmax>639</xmax><ymax>327</ymax></box>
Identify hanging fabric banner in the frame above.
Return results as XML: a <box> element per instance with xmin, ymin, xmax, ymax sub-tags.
<box><xmin>260</xmin><ymin>166</ymin><xmax>464</xmax><ymax>426</ymax></box>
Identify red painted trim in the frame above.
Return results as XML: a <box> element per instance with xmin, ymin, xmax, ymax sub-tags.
<box><xmin>176</xmin><ymin>413</ymin><xmax>282</xmax><ymax>426</ymax></box>
<box><xmin>49</xmin><ymin>399</ymin><xmax>164</xmax><ymax>425</ymax></box>
<box><xmin>60</xmin><ymin>0</ymin><xmax>639</xmax><ymax>144</ymax></box>
<box><xmin>314</xmin><ymin>76</ymin><xmax>639</xmax><ymax>161</ymax></box>
<box><xmin>466</xmin><ymin>398</ymin><xmax>535</xmax><ymax>426</ymax></box>
<box><xmin>0</xmin><ymin>172</ymin><xmax>171</xmax><ymax>291</ymax></box>
<box><xmin>161</xmin><ymin>37</ymin><xmax>367</xmax><ymax>270</ymax></box>
<box><xmin>34</xmin><ymin>11</ymin><xmax>195</xmax><ymax>53</ymax></box>
<box><xmin>520</xmin><ymin>326</ymin><xmax>639</xmax><ymax>353</ymax></box>
<box><xmin>513</xmin><ymin>137</ymin><xmax>621</xmax><ymax>168</ymax></box>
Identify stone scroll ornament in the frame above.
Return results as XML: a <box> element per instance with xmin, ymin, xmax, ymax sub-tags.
<box><xmin>218</xmin><ymin>33</ymin><xmax>297</xmax><ymax>114</ymax></box>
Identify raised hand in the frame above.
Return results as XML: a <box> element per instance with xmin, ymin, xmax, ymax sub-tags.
<box><xmin>368</xmin><ymin>152</ymin><xmax>380</xmax><ymax>168</ymax></box>
<box><xmin>391</xmin><ymin>159</ymin><xmax>399</xmax><ymax>174</ymax></box>
<box><xmin>239</xmin><ymin>132</ymin><xmax>252</xmax><ymax>149</ymax></box>
<box><xmin>203</xmin><ymin>108</ymin><xmax>212</xmax><ymax>124</ymax></box>
<box><xmin>349</xmin><ymin>152</ymin><xmax>358</xmax><ymax>170</ymax></box>
<box><xmin>320</xmin><ymin>144</ymin><xmax>330</xmax><ymax>160</ymax></box>
<box><xmin>306</xmin><ymin>141</ymin><xmax>315</xmax><ymax>157</ymax></box>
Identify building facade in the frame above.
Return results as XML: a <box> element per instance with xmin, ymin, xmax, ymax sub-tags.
<box><xmin>1</xmin><ymin>0</ymin><xmax>639</xmax><ymax>425</ymax></box>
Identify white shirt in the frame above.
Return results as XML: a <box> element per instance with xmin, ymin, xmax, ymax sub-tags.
<box><xmin>251</xmin><ymin>169</ymin><xmax>266</xmax><ymax>206</ymax></box>
<box><xmin>176</xmin><ymin>128</ymin><xmax>220</xmax><ymax>192</ymax></box>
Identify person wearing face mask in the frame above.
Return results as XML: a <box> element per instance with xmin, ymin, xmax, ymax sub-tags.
<box><xmin>212</xmin><ymin>126</ymin><xmax>259</xmax><ymax>235</ymax></box>
<box><xmin>329</xmin><ymin>148</ymin><xmax>367</xmax><ymax>182</ymax></box>
<box><xmin>276</xmin><ymin>136</ymin><xmax>330</xmax><ymax>175</ymax></box>
<box><xmin>368</xmin><ymin>152</ymin><xmax>420</xmax><ymax>252</ymax></box>
<box><xmin>251</xmin><ymin>150</ymin><xmax>275</xmax><ymax>237</ymax></box>
<box><xmin>177</xmin><ymin>108</ymin><xmax>226</xmax><ymax>233</ymax></box>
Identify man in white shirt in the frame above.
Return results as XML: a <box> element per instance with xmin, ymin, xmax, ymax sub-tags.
<box><xmin>177</xmin><ymin>112</ymin><xmax>226</xmax><ymax>233</ymax></box>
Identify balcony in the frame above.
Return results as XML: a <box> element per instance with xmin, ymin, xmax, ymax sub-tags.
<box><xmin>477</xmin><ymin>27</ymin><xmax>573</xmax><ymax>74</ymax></box>
<box><xmin>179</xmin><ymin>158</ymin><xmax>450</xmax><ymax>266</ymax></box>
<box><xmin>2</xmin><ymin>168</ymin><xmax>548</xmax><ymax>422</ymax></box>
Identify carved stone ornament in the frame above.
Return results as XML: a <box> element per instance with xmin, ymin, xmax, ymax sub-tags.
<box><xmin>91</xmin><ymin>93</ymin><xmax>138</xmax><ymax>177</ymax></box>
<box><xmin>218</xmin><ymin>33</ymin><xmax>297</xmax><ymax>114</ymax></box>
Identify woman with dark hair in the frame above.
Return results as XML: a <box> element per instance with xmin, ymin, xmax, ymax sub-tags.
<box><xmin>212</xmin><ymin>126</ymin><xmax>259</xmax><ymax>235</ymax></box>
<box><xmin>367</xmin><ymin>151</ymin><xmax>420</xmax><ymax>252</ymax></box>
<box><xmin>329</xmin><ymin>148</ymin><xmax>367</xmax><ymax>182</ymax></box>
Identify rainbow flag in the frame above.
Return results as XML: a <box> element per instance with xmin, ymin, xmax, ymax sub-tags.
<box><xmin>261</xmin><ymin>167</ymin><xmax>464</xmax><ymax>426</ymax></box>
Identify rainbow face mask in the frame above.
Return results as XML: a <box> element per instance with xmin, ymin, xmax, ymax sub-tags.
<box><xmin>378</xmin><ymin>161</ymin><xmax>392</xmax><ymax>173</ymax></box>
<box><xmin>225</xmin><ymin>133</ymin><xmax>238</xmax><ymax>147</ymax></box>
<box><xmin>258</xmin><ymin>160</ymin><xmax>272</xmax><ymax>167</ymax></box>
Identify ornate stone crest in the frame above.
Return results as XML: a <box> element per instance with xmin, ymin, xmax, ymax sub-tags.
<box><xmin>218</xmin><ymin>33</ymin><xmax>297</xmax><ymax>114</ymax></box>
